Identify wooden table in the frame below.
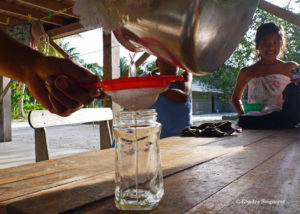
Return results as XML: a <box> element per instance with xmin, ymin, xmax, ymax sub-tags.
<box><xmin>1</xmin><ymin>128</ymin><xmax>299</xmax><ymax>214</ymax></box>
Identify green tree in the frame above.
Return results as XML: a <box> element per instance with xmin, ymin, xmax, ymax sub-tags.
<box><xmin>83</xmin><ymin>62</ymin><xmax>103</xmax><ymax>79</ymax></box>
<box><xmin>120</xmin><ymin>56</ymin><xmax>156</xmax><ymax>76</ymax></box>
<box><xmin>144</xmin><ymin>60</ymin><xmax>157</xmax><ymax>73</ymax></box>
<box><xmin>120</xmin><ymin>56</ymin><xmax>129</xmax><ymax>76</ymax></box>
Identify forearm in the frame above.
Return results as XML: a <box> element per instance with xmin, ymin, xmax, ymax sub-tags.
<box><xmin>0</xmin><ymin>29</ymin><xmax>43</xmax><ymax>82</ymax></box>
<box><xmin>161</xmin><ymin>88</ymin><xmax>189</xmax><ymax>103</ymax></box>
<box><xmin>232</xmin><ymin>98</ymin><xmax>244</xmax><ymax>115</ymax></box>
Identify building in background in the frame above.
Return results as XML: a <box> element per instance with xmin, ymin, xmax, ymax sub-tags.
<box><xmin>192</xmin><ymin>81</ymin><xmax>235</xmax><ymax>115</ymax></box>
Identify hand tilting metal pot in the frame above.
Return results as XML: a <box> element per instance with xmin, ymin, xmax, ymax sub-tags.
<box><xmin>113</xmin><ymin>0</ymin><xmax>259</xmax><ymax>75</ymax></box>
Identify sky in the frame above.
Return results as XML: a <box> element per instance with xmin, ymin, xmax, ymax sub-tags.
<box><xmin>64</xmin><ymin>0</ymin><xmax>299</xmax><ymax>67</ymax></box>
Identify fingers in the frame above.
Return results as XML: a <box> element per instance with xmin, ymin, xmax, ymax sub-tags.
<box><xmin>54</xmin><ymin>75</ymin><xmax>94</xmax><ymax>105</ymax></box>
<box><xmin>89</xmin><ymin>87</ymin><xmax>105</xmax><ymax>99</ymax></box>
<box><xmin>42</xmin><ymin>75</ymin><xmax>95</xmax><ymax>116</ymax></box>
<box><xmin>48</xmin><ymin>94</ymin><xmax>83</xmax><ymax>117</ymax></box>
<box><xmin>43</xmin><ymin>77</ymin><xmax>82</xmax><ymax>116</ymax></box>
<box><xmin>26</xmin><ymin>75</ymin><xmax>79</xmax><ymax>117</ymax></box>
<box><xmin>28</xmin><ymin>56</ymin><xmax>102</xmax><ymax>116</ymax></box>
<box><xmin>46</xmin><ymin>78</ymin><xmax>81</xmax><ymax>109</ymax></box>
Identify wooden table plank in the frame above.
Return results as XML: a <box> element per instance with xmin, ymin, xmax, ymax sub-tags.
<box><xmin>160</xmin><ymin>129</ymin><xmax>276</xmax><ymax>176</ymax></box>
<box><xmin>0</xmin><ymin>150</ymin><xmax>115</xmax><ymax>201</ymax></box>
<box><xmin>0</xmin><ymin>129</ymin><xmax>272</xmax><ymax>184</ymax></box>
<box><xmin>0</xmin><ymin>130</ymin><xmax>271</xmax><ymax>200</ymax></box>
<box><xmin>0</xmin><ymin>131</ymin><xmax>272</xmax><ymax>184</ymax></box>
<box><xmin>67</xmin><ymin>132</ymin><xmax>297</xmax><ymax>213</ymax></box>
<box><xmin>186</xmin><ymin>141</ymin><xmax>300</xmax><ymax>214</ymax></box>
<box><xmin>0</xmin><ymin>129</ymin><xmax>291</xmax><ymax>214</ymax></box>
<box><xmin>0</xmin><ymin>149</ymin><xmax>114</xmax><ymax>184</ymax></box>
<box><xmin>0</xmin><ymin>172</ymin><xmax>115</xmax><ymax>214</ymax></box>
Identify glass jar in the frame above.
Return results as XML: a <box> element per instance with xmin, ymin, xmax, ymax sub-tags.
<box><xmin>113</xmin><ymin>109</ymin><xmax>164</xmax><ymax>210</ymax></box>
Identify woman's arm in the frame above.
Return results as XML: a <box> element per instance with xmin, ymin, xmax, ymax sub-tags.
<box><xmin>0</xmin><ymin>28</ymin><xmax>43</xmax><ymax>82</ymax></box>
<box><xmin>160</xmin><ymin>71</ymin><xmax>192</xmax><ymax>103</ymax></box>
<box><xmin>0</xmin><ymin>29</ymin><xmax>101</xmax><ymax>116</ymax></box>
<box><xmin>232</xmin><ymin>68</ymin><xmax>249</xmax><ymax>115</ymax></box>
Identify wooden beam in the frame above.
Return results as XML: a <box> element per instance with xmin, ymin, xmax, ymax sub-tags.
<box><xmin>49</xmin><ymin>39</ymin><xmax>69</xmax><ymax>58</ymax></box>
<box><xmin>135</xmin><ymin>52</ymin><xmax>150</xmax><ymax>68</ymax></box>
<box><xmin>0</xmin><ymin>13</ymin><xmax>25</xmax><ymax>25</ymax></box>
<box><xmin>47</xmin><ymin>22</ymin><xmax>86</xmax><ymax>39</ymax></box>
<box><xmin>18</xmin><ymin>0</ymin><xmax>78</xmax><ymax>19</ymax></box>
<box><xmin>0</xmin><ymin>2</ymin><xmax>66</xmax><ymax>26</ymax></box>
<box><xmin>258</xmin><ymin>0</ymin><xmax>300</xmax><ymax>27</ymax></box>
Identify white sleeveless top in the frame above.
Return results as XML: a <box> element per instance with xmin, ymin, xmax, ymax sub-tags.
<box><xmin>247</xmin><ymin>74</ymin><xmax>290</xmax><ymax>110</ymax></box>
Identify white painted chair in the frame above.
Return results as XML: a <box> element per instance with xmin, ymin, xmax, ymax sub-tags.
<box><xmin>28</xmin><ymin>108</ymin><xmax>113</xmax><ymax>162</ymax></box>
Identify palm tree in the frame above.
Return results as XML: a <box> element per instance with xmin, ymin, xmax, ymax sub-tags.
<box><xmin>83</xmin><ymin>62</ymin><xmax>103</xmax><ymax>79</ymax></box>
<box><xmin>120</xmin><ymin>56</ymin><xmax>129</xmax><ymax>76</ymax></box>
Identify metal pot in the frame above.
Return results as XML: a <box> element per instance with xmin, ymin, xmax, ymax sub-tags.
<box><xmin>114</xmin><ymin>0</ymin><xmax>259</xmax><ymax>75</ymax></box>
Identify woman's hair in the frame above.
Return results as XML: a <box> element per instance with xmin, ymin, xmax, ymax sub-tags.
<box><xmin>255</xmin><ymin>22</ymin><xmax>287</xmax><ymax>58</ymax></box>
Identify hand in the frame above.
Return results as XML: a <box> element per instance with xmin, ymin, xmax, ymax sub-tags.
<box><xmin>25</xmin><ymin>56</ymin><xmax>101</xmax><ymax>116</ymax></box>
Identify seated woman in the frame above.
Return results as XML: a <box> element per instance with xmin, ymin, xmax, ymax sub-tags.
<box><xmin>232</xmin><ymin>22</ymin><xmax>299</xmax><ymax>129</ymax></box>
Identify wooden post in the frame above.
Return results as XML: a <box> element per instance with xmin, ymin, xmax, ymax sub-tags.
<box><xmin>101</xmin><ymin>31</ymin><xmax>120</xmax><ymax>146</ymax></box>
<box><xmin>99</xmin><ymin>120</ymin><xmax>113</xmax><ymax>150</ymax></box>
<box><xmin>34</xmin><ymin>128</ymin><xmax>50</xmax><ymax>162</ymax></box>
<box><xmin>0</xmin><ymin>76</ymin><xmax>11</xmax><ymax>142</ymax></box>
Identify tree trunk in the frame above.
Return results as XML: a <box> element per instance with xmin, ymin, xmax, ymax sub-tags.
<box><xmin>19</xmin><ymin>83</ymin><xmax>25</xmax><ymax>118</ymax></box>
<box><xmin>258</xmin><ymin>0</ymin><xmax>300</xmax><ymax>27</ymax></box>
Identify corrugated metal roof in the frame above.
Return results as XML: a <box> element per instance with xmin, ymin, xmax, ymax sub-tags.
<box><xmin>192</xmin><ymin>80</ymin><xmax>223</xmax><ymax>94</ymax></box>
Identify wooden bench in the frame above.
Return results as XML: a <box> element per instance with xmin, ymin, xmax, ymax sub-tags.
<box><xmin>28</xmin><ymin>108</ymin><xmax>113</xmax><ymax>162</ymax></box>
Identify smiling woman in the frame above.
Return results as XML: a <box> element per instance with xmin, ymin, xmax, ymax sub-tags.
<box><xmin>232</xmin><ymin>22</ymin><xmax>297</xmax><ymax>116</ymax></box>
<box><xmin>231</xmin><ymin>22</ymin><xmax>300</xmax><ymax>129</ymax></box>
<box><xmin>255</xmin><ymin>22</ymin><xmax>287</xmax><ymax>59</ymax></box>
